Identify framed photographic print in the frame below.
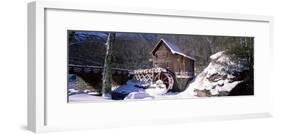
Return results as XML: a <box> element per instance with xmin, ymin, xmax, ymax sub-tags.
<box><xmin>28</xmin><ymin>0</ymin><xmax>274</xmax><ymax>132</ymax></box>
<box><xmin>67</xmin><ymin>31</ymin><xmax>254</xmax><ymax>102</ymax></box>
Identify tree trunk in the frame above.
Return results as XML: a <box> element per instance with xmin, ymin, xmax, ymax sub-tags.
<box><xmin>102</xmin><ymin>33</ymin><xmax>115</xmax><ymax>98</ymax></box>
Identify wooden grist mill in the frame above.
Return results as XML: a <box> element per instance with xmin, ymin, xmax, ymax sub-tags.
<box><xmin>133</xmin><ymin>39</ymin><xmax>195</xmax><ymax>91</ymax></box>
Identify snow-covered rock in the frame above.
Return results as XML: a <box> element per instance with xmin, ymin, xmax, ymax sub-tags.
<box><xmin>111</xmin><ymin>80</ymin><xmax>145</xmax><ymax>100</ymax></box>
<box><xmin>112</xmin><ymin>79</ymin><xmax>170</xmax><ymax>100</ymax></box>
<box><xmin>127</xmin><ymin>80</ymin><xmax>150</xmax><ymax>89</ymax></box>
<box><xmin>68</xmin><ymin>88</ymin><xmax>80</xmax><ymax>96</ymax></box>
<box><xmin>83</xmin><ymin>89</ymin><xmax>91</xmax><ymax>93</ymax></box>
<box><xmin>179</xmin><ymin>51</ymin><xmax>250</xmax><ymax>97</ymax></box>
<box><xmin>145</xmin><ymin>80</ymin><xmax>168</xmax><ymax>96</ymax></box>
<box><xmin>111</xmin><ymin>85</ymin><xmax>120</xmax><ymax>91</ymax></box>
<box><xmin>69</xmin><ymin>88</ymin><xmax>79</xmax><ymax>93</ymax></box>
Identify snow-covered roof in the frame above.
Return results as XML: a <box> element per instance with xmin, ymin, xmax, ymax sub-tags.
<box><xmin>151</xmin><ymin>39</ymin><xmax>196</xmax><ymax>61</ymax></box>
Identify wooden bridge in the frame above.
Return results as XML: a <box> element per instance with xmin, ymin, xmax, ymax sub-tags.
<box><xmin>69</xmin><ymin>64</ymin><xmax>193</xmax><ymax>92</ymax></box>
<box><xmin>68</xmin><ymin>64</ymin><xmax>132</xmax><ymax>93</ymax></box>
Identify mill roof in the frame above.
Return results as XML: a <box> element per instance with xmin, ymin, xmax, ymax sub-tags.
<box><xmin>151</xmin><ymin>39</ymin><xmax>195</xmax><ymax>61</ymax></box>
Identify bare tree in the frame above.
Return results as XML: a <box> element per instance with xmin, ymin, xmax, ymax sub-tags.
<box><xmin>102</xmin><ymin>33</ymin><xmax>115</xmax><ymax>98</ymax></box>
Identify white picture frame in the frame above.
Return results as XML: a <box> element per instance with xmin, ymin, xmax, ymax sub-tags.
<box><xmin>28</xmin><ymin>0</ymin><xmax>274</xmax><ymax>132</ymax></box>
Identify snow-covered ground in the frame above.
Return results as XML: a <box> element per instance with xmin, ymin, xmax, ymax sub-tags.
<box><xmin>68</xmin><ymin>79</ymin><xmax>185</xmax><ymax>102</ymax></box>
<box><xmin>68</xmin><ymin>79</ymin><xmax>192</xmax><ymax>102</ymax></box>
<box><xmin>69</xmin><ymin>93</ymin><xmax>113</xmax><ymax>103</ymax></box>
<box><xmin>68</xmin><ymin>91</ymin><xmax>197</xmax><ymax>103</ymax></box>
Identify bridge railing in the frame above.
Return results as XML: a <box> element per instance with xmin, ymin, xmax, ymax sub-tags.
<box><xmin>68</xmin><ymin>64</ymin><xmax>131</xmax><ymax>75</ymax></box>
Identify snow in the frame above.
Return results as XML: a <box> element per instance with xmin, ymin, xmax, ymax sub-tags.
<box><xmin>68</xmin><ymin>88</ymin><xmax>79</xmax><ymax>94</ymax></box>
<box><xmin>68</xmin><ymin>79</ymin><xmax>187</xmax><ymax>102</ymax></box>
<box><xmin>83</xmin><ymin>89</ymin><xmax>91</xmax><ymax>93</ymax></box>
<box><xmin>69</xmin><ymin>93</ymin><xmax>113</xmax><ymax>103</ymax></box>
<box><xmin>218</xmin><ymin>81</ymin><xmax>241</xmax><ymax>92</ymax></box>
<box><xmin>210</xmin><ymin>51</ymin><xmax>224</xmax><ymax>60</ymax></box>
<box><xmin>68</xmin><ymin>91</ymin><xmax>192</xmax><ymax>102</ymax></box>
<box><xmin>124</xmin><ymin>92</ymin><xmax>154</xmax><ymax>100</ymax></box>
<box><xmin>145</xmin><ymin>80</ymin><xmax>168</xmax><ymax>96</ymax></box>
<box><xmin>111</xmin><ymin>80</ymin><xmax>169</xmax><ymax>100</ymax></box>
<box><xmin>111</xmin><ymin>85</ymin><xmax>120</xmax><ymax>91</ymax></box>
<box><xmin>179</xmin><ymin>51</ymin><xmax>248</xmax><ymax>97</ymax></box>
<box><xmin>157</xmin><ymin>92</ymin><xmax>197</xmax><ymax>99</ymax></box>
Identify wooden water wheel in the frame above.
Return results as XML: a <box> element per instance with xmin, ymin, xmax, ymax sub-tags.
<box><xmin>153</xmin><ymin>72</ymin><xmax>175</xmax><ymax>90</ymax></box>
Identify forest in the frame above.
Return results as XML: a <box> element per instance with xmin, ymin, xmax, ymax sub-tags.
<box><xmin>68</xmin><ymin>31</ymin><xmax>253</xmax><ymax>75</ymax></box>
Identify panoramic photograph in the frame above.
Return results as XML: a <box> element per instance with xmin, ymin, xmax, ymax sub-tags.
<box><xmin>67</xmin><ymin>31</ymin><xmax>254</xmax><ymax>103</ymax></box>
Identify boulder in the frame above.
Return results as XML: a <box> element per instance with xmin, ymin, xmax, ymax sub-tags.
<box><xmin>111</xmin><ymin>80</ymin><xmax>145</xmax><ymax>100</ymax></box>
<box><xmin>145</xmin><ymin>80</ymin><xmax>168</xmax><ymax>96</ymax></box>
<box><xmin>180</xmin><ymin>51</ymin><xmax>252</xmax><ymax>97</ymax></box>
